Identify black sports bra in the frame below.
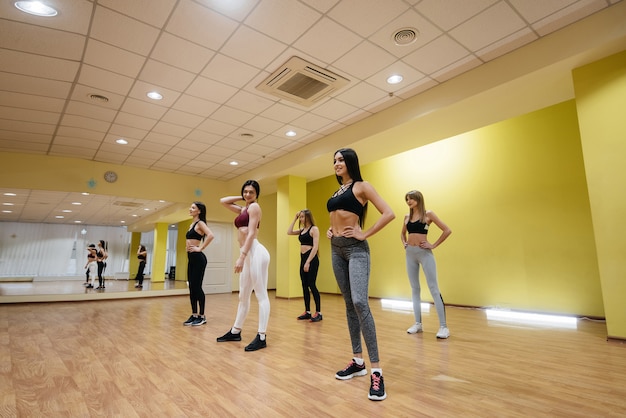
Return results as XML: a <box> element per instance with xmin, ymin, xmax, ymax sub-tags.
<box><xmin>326</xmin><ymin>182</ymin><xmax>364</xmax><ymax>219</ymax></box>
<box><xmin>186</xmin><ymin>221</ymin><xmax>204</xmax><ymax>240</ymax></box>
<box><xmin>407</xmin><ymin>218</ymin><xmax>429</xmax><ymax>234</ymax></box>
<box><xmin>298</xmin><ymin>228</ymin><xmax>314</xmax><ymax>246</ymax></box>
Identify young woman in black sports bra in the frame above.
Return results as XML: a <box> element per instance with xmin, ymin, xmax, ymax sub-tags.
<box><xmin>217</xmin><ymin>180</ymin><xmax>271</xmax><ymax>352</ymax></box>
<box><xmin>326</xmin><ymin>148</ymin><xmax>395</xmax><ymax>402</ymax></box>
<box><xmin>400</xmin><ymin>190</ymin><xmax>452</xmax><ymax>339</ymax></box>
<box><xmin>96</xmin><ymin>240</ymin><xmax>108</xmax><ymax>289</ymax></box>
<box><xmin>134</xmin><ymin>245</ymin><xmax>147</xmax><ymax>289</ymax></box>
<box><xmin>182</xmin><ymin>201</ymin><xmax>215</xmax><ymax>327</ymax></box>
<box><xmin>287</xmin><ymin>209</ymin><xmax>322</xmax><ymax>322</ymax></box>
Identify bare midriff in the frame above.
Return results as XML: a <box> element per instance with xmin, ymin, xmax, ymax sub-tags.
<box><xmin>238</xmin><ymin>226</ymin><xmax>257</xmax><ymax>247</ymax></box>
<box><xmin>407</xmin><ymin>232</ymin><xmax>427</xmax><ymax>247</ymax></box>
<box><xmin>330</xmin><ymin>210</ymin><xmax>360</xmax><ymax>237</ymax></box>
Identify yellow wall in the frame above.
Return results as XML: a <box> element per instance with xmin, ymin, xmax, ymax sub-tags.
<box><xmin>306</xmin><ymin>100</ymin><xmax>604</xmax><ymax>317</ymax></box>
<box><xmin>573</xmin><ymin>50</ymin><xmax>626</xmax><ymax>338</ymax></box>
<box><xmin>257</xmin><ymin>190</ymin><xmax>277</xmax><ymax>290</ymax></box>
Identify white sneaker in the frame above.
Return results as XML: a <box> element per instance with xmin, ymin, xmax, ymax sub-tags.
<box><xmin>436</xmin><ymin>326</ymin><xmax>450</xmax><ymax>339</ymax></box>
<box><xmin>407</xmin><ymin>323</ymin><xmax>423</xmax><ymax>334</ymax></box>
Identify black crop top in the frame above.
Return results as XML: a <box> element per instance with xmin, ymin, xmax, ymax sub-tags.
<box><xmin>186</xmin><ymin>221</ymin><xmax>204</xmax><ymax>240</ymax></box>
<box><xmin>138</xmin><ymin>254</ymin><xmax>146</xmax><ymax>261</ymax></box>
<box><xmin>326</xmin><ymin>182</ymin><xmax>364</xmax><ymax>219</ymax></box>
<box><xmin>298</xmin><ymin>228</ymin><xmax>314</xmax><ymax>246</ymax></box>
<box><xmin>407</xmin><ymin>219</ymin><xmax>429</xmax><ymax>234</ymax></box>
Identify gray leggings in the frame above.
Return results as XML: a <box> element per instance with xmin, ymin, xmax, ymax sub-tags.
<box><xmin>331</xmin><ymin>236</ymin><xmax>379</xmax><ymax>363</ymax></box>
<box><xmin>405</xmin><ymin>245</ymin><xmax>447</xmax><ymax>327</ymax></box>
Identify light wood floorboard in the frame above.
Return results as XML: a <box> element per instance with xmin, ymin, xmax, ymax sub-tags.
<box><xmin>1</xmin><ymin>292</ymin><xmax>625</xmax><ymax>417</ymax></box>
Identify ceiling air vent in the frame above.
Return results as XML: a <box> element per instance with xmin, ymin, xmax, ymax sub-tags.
<box><xmin>256</xmin><ymin>56</ymin><xmax>350</xmax><ymax>107</ymax></box>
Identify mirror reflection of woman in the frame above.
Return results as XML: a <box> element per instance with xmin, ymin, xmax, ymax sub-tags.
<box><xmin>96</xmin><ymin>240</ymin><xmax>108</xmax><ymax>290</ymax></box>
<box><xmin>287</xmin><ymin>209</ymin><xmax>322</xmax><ymax>322</ymax></box>
<box><xmin>85</xmin><ymin>244</ymin><xmax>97</xmax><ymax>289</ymax></box>
<box><xmin>134</xmin><ymin>245</ymin><xmax>147</xmax><ymax>289</ymax></box>
<box><xmin>183</xmin><ymin>202</ymin><xmax>214</xmax><ymax>326</ymax></box>
<box><xmin>217</xmin><ymin>180</ymin><xmax>271</xmax><ymax>352</ymax></box>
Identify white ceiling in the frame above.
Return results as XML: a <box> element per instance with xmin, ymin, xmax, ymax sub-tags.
<box><xmin>0</xmin><ymin>0</ymin><xmax>623</xmax><ymax>226</ymax></box>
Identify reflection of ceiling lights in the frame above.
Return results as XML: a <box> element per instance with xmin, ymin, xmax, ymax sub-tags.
<box><xmin>15</xmin><ymin>1</ymin><xmax>58</xmax><ymax>17</ymax></box>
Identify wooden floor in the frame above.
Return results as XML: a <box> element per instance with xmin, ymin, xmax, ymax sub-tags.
<box><xmin>1</xmin><ymin>291</ymin><xmax>625</xmax><ymax>418</ymax></box>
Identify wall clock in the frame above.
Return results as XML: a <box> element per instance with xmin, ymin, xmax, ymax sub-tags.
<box><xmin>104</xmin><ymin>170</ymin><xmax>118</xmax><ymax>183</ymax></box>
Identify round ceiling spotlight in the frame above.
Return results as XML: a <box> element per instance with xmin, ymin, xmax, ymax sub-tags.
<box><xmin>15</xmin><ymin>1</ymin><xmax>58</xmax><ymax>17</ymax></box>
<box><xmin>392</xmin><ymin>27</ymin><xmax>418</xmax><ymax>46</ymax></box>
<box><xmin>147</xmin><ymin>91</ymin><xmax>163</xmax><ymax>100</ymax></box>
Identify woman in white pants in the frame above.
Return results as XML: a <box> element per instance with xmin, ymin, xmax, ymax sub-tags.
<box><xmin>217</xmin><ymin>180</ymin><xmax>270</xmax><ymax>352</ymax></box>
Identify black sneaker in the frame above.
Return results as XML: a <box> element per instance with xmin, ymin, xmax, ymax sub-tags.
<box><xmin>335</xmin><ymin>360</ymin><xmax>367</xmax><ymax>380</ymax></box>
<box><xmin>217</xmin><ymin>330</ymin><xmax>242</xmax><ymax>342</ymax></box>
<box><xmin>310</xmin><ymin>313</ymin><xmax>323</xmax><ymax>322</ymax></box>
<box><xmin>244</xmin><ymin>334</ymin><xmax>267</xmax><ymax>351</ymax></box>
<box><xmin>297</xmin><ymin>312</ymin><xmax>311</xmax><ymax>320</ymax></box>
<box><xmin>368</xmin><ymin>372</ymin><xmax>387</xmax><ymax>401</ymax></box>
<box><xmin>191</xmin><ymin>316</ymin><xmax>206</xmax><ymax>326</ymax></box>
<box><xmin>183</xmin><ymin>315</ymin><xmax>196</xmax><ymax>326</ymax></box>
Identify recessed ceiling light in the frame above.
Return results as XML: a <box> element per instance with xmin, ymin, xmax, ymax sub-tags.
<box><xmin>4</xmin><ymin>193</ymin><xmax>16</xmax><ymax>196</ymax></box>
<box><xmin>229</xmin><ymin>161</ymin><xmax>239</xmax><ymax>166</ymax></box>
<box><xmin>132</xmin><ymin>214</ymin><xmax>138</xmax><ymax>217</ymax></box>
<box><xmin>387</xmin><ymin>75</ymin><xmax>403</xmax><ymax>85</ymax></box>
<box><xmin>74</xmin><ymin>220</ymin><xmax>82</xmax><ymax>223</ymax></box>
<box><xmin>15</xmin><ymin>1</ymin><xmax>58</xmax><ymax>17</ymax></box>
<box><xmin>62</xmin><ymin>210</ymin><xmax>72</xmax><ymax>213</ymax></box>
<box><xmin>82</xmin><ymin>192</ymin><xmax>90</xmax><ymax>196</ymax></box>
<box><xmin>144</xmin><ymin>208</ymin><xmax>150</xmax><ymax>211</ymax></box>
<box><xmin>116</xmin><ymin>138</ymin><xmax>128</xmax><ymax>145</ymax></box>
<box><xmin>72</xmin><ymin>202</ymin><xmax>81</xmax><ymax>205</ymax></box>
<box><xmin>3</xmin><ymin>203</ymin><xmax>14</xmax><ymax>206</ymax></box>
<box><xmin>147</xmin><ymin>91</ymin><xmax>163</xmax><ymax>100</ymax></box>
<box><xmin>2</xmin><ymin>210</ymin><xmax>12</xmax><ymax>213</ymax></box>
<box><xmin>285</xmin><ymin>130</ymin><xmax>297</xmax><ymax>137</ymax></box>
<box><xmin>55</xmin><ymin>215</ymin><xmax>64</xmax><ymax>219</ymax></box>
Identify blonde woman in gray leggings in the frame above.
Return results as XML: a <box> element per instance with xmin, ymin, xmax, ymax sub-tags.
<box><xmin>401</xmin><ymin>190</ymin><xmax>452</xmax><ymax>339</ymax></box>
<box><xmin>326</xmin><ymin>148</ymin><xmax>395</xmax><ymax>402</ymax></box>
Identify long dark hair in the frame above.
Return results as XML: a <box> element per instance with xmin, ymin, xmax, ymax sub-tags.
<box><xmin>334</xmin><ymin>148</ymin><xmax>363</xmax><ymax>185</ymax></box>
<box><xmin>333</xmin><ymin>148</ymin><xmax>367</xmax><ymax>227</ymax></box>
<box><xmin>241</xmin><ymin>180</ymin><xmax>260</xmax><ymax>198</ymax></box>
<box><xmin>193</xmin><ymin>201</ymin><xmax>207</xmax><ymax>223</ymax></box>
<box><xmin>98</xmin><ymin>239</ymin><xmax>107</xmax><ymax>250</ymax></box>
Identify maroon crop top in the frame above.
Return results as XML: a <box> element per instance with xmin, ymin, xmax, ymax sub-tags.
<box><xmin>234</xmin><ymin>207</ymin><xmax>259</xmax><ymax>228</ymax></box>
